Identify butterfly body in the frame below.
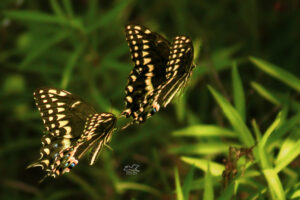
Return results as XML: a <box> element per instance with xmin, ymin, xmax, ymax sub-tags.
<box><xmin>123</xmin><ymin>25</ymin><xmax>195</xmax><ymax>123</ymax></box>
<box><xmin>28</xmin><ymin>88</ymin><xmax>116</xmax><ymax>180</ymax></box>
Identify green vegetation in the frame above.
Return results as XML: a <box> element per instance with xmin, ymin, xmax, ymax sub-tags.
<box><xmin>1</xmin><ymin>0</ymin><xmax>299</xmax><ymax>199</ymax></box>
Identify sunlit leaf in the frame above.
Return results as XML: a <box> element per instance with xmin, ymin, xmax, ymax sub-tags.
<box><xmin>208</xmin><ymin>86</ymin><xmax>255</xmax><ymax>146</ymax></box>
<box><xmin>250</xmin><ymin>57</ymin><xmax>300</xmax><ymax>92</ymax></box>
<box><xmin>181</xmin><ymin>157</ymin><xmax>224</xmax><ymax>176</ymax></box>
<box><xmin>232</xmin><ymin>62</ymin><xmax>246</xmax><ymax>121</ymax></box>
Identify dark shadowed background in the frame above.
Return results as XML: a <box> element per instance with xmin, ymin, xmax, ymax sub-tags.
<box><xmin>1</xmin><ymin>0</ymin><xmax>299</xmax><ymax>199</ymax></box>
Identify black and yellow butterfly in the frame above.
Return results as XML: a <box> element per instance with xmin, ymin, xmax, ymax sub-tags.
<box><xmin>28</xmin><ymin>88</ymin><xmax>116</xmax><ymax>180</ymax></box>
<box><xmin>122</xmin><ymin>25</ymin><xmax>195</xmax><ymax>123</ymax></box>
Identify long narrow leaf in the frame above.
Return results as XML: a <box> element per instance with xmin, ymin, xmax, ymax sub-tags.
<box><xmin>174</xmin><ymin>167</ymin><xmax>184</xmax><ymax>200</ymax></box>
<box><xmin>260</xmin><ymin>111</ymin><xmax>282</xmax><ymax>148</ymax></box>
<box><xmin>170</xmin><ymin>143</ymin><xmax>231</xmax><ymax>155</ymax></box>
<box><xmin>217</xmin><ymin>182</ymin><xmax>235</xmax><ymax>200</ymax></box>
<box><xmin>251</xmin><ymin>81</ymin><xmax>280</xmax><ymax>106</ymax></box>
<box><xmin>208</xmin><ymin>86</ymin><xmax>255</xmax><ymax>146</ymax></box>
<box><xmin>62</xmin><ymin>0</ymin><xmax>74</xmax><ymax>18</ymax></box>
<box><xmin>50</xmin><ymin>0</ymin><xmax>66</xmax><ymax>19</ymax></box>
<box><xmin>182</xmin><ymin>165</ymin><xmax>195</xmax><ymax>200</ymax></box>
<box><xmin>66</xmin><ymin>173</ymin><xmax>101</xmax><ymax>200</ymax></box>
<box><xmin>267</xmin><ymin>112</ymin><xmax>300</xmax><ymax>146</ymax></box>
<box><xmin>251</xmin><ymin>119</ymin><xmax>262</xmax><ymax>141</ymax></box>
<box><xmin>3</xmin><ymin>10</ymin><xmax>63</xmax><ymax>24</ymax></box>
<box><xmin>275</xmin><ymin>139</ymin><xmax>300</xmax><ymax>173</ymax></box>
<box><xmin>250</xmin><ymin>56</ymin><xmax>300</xmax><ymax>92</ymax></box>
<box><xmin>181</xmin><ymin>157</ymin><xmax>224</xmax><ymax>176</ymax></box>
<box><xmin>232</xmin><ymin>62</ymin><xmax>246</xmax><ymax>121</ymax></box>
<box><xmin>20</xmin><ymin>31</ymin><xmax>69</xmax><ymax>69</ymax></box>
<box><xmin>258</xmin><ymin>112</ymin><xmax>281</xmax><ymax>169</ymax></box>
<box><xmin>172</xmin><ymin>125</ymin><xmax>236</xmax><ymax>138</ymax></box>
<box><xmin>204</xmin><ymin>161</ymin><xmax>214</xmax><ymax>200</ymax></box>
<box><xmin>116</xmin><ymin>182</ymin><xmax>161</xmax><ymax>197</ymax></box>
<box><xmin>61</xmin><ymin>43</ymin><xmax>85</xmax><ymax>89</ymax></box>
<box><xmin>263</xmin><ymin>169</ymin><xmax>285</xmax><ymax>200</ymax></box>
<box><xmin>86</xmin><ymin>0</ymin><xmax>131</xmax><ymax>33</ymax></box>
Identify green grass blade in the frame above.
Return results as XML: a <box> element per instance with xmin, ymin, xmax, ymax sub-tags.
<box><xmin>182</xmin><ymin>165</ymin><xmax>195</xmax><ymax>200</ymax></box>
<box><xmin>174</xmin><ymin>167</ymin><xmax>184</xmax><ymax>200</ymax></box>
<box><xmin>260</xmin><ymin>111</ymin><xmax>282</xmax><ymax>148</ymax></box>
<box><xmin>62</xmin><ymin>0</ymin><xmax>74</xmax><ymax>18</ymax></box>
<box><xmin>181</xmin><ymin>157</ymin><xmax>224</xmax><ymax>176</ymax></box>
<box><xmin>46</xmin><ymin>189</ymin><xmax>79</xmax><ymax>200</ymax></box>
<box><xmin>267</xmin><ymin>112</ymin><xmax>300</xmax><ymax>146</ymax></box>
<box><xmin>86</xmin><ymin>0</ymin><xmax>131</xmax><ymax>33</ymax></box>
<box><xmin>263</xmin><ymin>169</ymin><xmax>285</xmax><ymax>200</ymax></box>
<box><xmin>20</xmin><ymin>31</ymin><xmax>69</xmax><ymax>69</ymax></box>
<box><xmin>50</xmin><ymin>0</ymin><xmax>66</xmax><ymax>19</ymax></box>
<box><xmin>258</xmin><ymin>111</ymin><xmax>281</xmax><ymax>169</ymax></box>
<box><xmin>217</xmin><ymin>182</ymin><xmax>235</xmax><ymax>200</ymax></box>
<box><xmin>286</xmin><ymin>183</ymin><xmax>300</xmax><ymax>200</ymax></box>
<box><xmin>86</xmin><ymin>0</ymin><xmax>97</xmax><ymax>22</ymax></box>
<box><xmin>232</xmin><ymin>62</ymin><xmax>246</xmax><ymax>121</ymax></box>
<box><xmin>152</xmin><ymin>149</ymin><xmax>171</xmax><ymax>191</ymax></box>
<box><xmin>170</xmin><ymin>143</ymin><xmax>231</xmax><ymax>155</ymax></box>
<box><xmin>66</xmin><ymin>173</ymin><xmax>101</xmax><ymax>200</ymax></box>
<box><xmin>116</xmin><ymin>182</ymin><xmax>161</xmax><ymax>197</ymax></box>
<box><xmin>0</xmin><ymin>139</ymin><xmax>39</xmax><ymax>156</ymax></box>
<box><xmin>251</xmin><ymin>81</ymin><xmax>280</xmax><ymax>106</ymax></box>
<box><xmin>193</xmin><ymin>38</ymin><xmax>202</xmax><ymax>64</ymax></box>
<box><xmin>275</xmin><ymin>139</ymin><xmax>300</xmax><ymax>173</ymax></box>
<box><xmin>61</xmin><ymin>43</ymin><xmax>85</xmax><ymax>89</ymax></box>
<box><xmin>208</xmin><ymin>85</ymin><xmax>255</xmax><ymax>146</ymax></box>
<box><xmin>172</xmin><ymin>125</ymin><xmax>236</xmax><ymax>138</ymax></box>
<box><xmin>251</xmin><ymin>119</ymin><xmax>262</xmax><ymax>141</ymax></box>
<box><xmin>204</xmin><ymin>161</ymin><xmax>214</xmax><ymax>200</ymax></box>
<box><xmin>250</xmin><ymin>56</ymin><xmax>300</xmax><ymax>92</ymax></box>
<box><xmin>3</xmin><ymin>10</ymin><xmax>63</xmax><ymax>24</ymax></box>
<box><xmin>174</xmin><ymin>93</ymin><xmax>187</xmax><ymax>123</ymax></box>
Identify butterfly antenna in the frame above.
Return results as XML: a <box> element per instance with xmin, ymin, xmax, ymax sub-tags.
<box><xmin>117</xmin><ymin>112</ymin><xmax>125</xmax><ymax>119</ymax></box>
<box><xmin>39</xmin><ymin>175</ymin><xmax>48</xmax><ymax>184</ymax></box>
<box><xmin>109</xmin><ymin>99</ymin><xmax>113</xmax><ymax>113</ymax></box>
<box><xmin>120</xmin><ymin>121</ymin><xmax>133</xmax><ymax>131</ymax></box>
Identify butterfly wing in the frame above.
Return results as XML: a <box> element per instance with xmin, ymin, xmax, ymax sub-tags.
<box><xmin>154</xmin><ymin>35</ymin><xmax>195</xmax><ymax>108</ymax></box>
<box><xmin>76</xmin><ymin>112</ymin><xmax>116</xmax><ymax>166</ymax></box>
<box><xmin>131</xmin><ymin>35</ymin><xmax>195</xmax><ymax>121</ymax></box>
<box><xmin>28</xmin><ymin>88</ymin><xmax>116</xmax><ymax>179</ymax></box>
<box><xmin>32</xmin><ymin>87</ymin><xmax>97</xmax><ymax>138</ymax></box>
<box><xmin>48</xmin><ymin>113</ymin><xmax>116</xmax><ymax>178</ymax></box>
<box><xmin>122</xmin><ymin>25</ymin><xmax>171</xmax><ymax>123</ymax></box>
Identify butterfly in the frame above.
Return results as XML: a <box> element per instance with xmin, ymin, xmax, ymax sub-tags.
<box><xmin>27</xmin><ymin>88</ymin><xmax>116</xmax><ymax>181</ymax></box>
<box><xmin>122</xmin><ymin>24</ymin><xmax>195</xmax><ymax>124</ymax></box>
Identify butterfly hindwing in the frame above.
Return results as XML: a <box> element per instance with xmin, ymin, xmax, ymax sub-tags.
<box><xmin>77</xmin><ymin>112</ymin><xmax>116</xmax><ymax>165</ymax></box>
<box><xmin>155</xmin><ymin>35</ymin><xmax>195</xmax><ymax>108</ymax></box>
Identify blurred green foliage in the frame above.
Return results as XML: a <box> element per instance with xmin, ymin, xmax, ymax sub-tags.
<box><xmin>0</xmin><ymin>0</ymin><xmax>299</xmax><ymax>199</ymax></box>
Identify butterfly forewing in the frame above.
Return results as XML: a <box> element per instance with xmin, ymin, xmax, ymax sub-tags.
<box><xmin>123</xmin><ymin>25</ymin><xmax>170</xmax><ymax>122</ymax></box>
<box><xmin>78</xmin><ymin>112</ymin><xmax>116</xmax><ymax>165</ymax></box>
<box><xmin>33</xmin><ymin>88</ymin><xmax>97</xmax><ymax>138</ymax></box>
